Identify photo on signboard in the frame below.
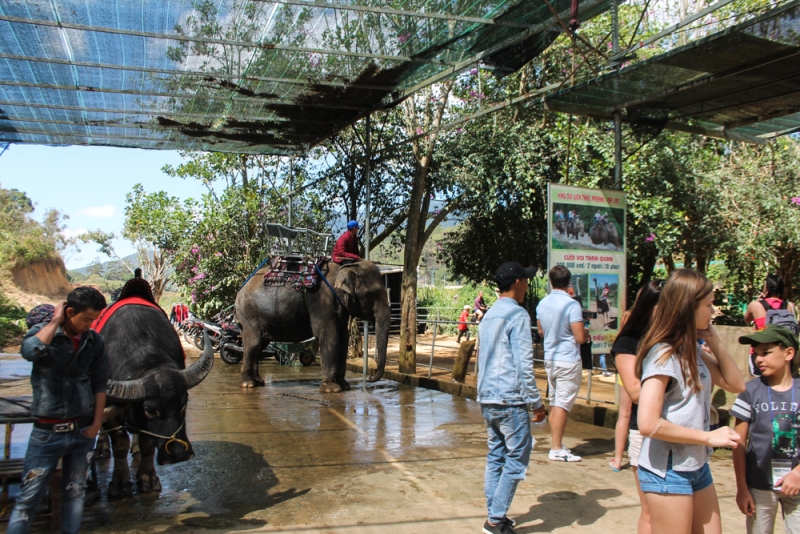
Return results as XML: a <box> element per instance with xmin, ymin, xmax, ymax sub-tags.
<box><xmin>551</xmin><ymin>203</ymin><xmax>625</xmax><ymax>252</ymax></box>
<box><xmin>567</xmin><ymin>273</ymin><xmax>589</xmax><ymax>311</ymax></box>
<box><xmin>588</xmin><ymin>274</ymin><xmax>619</xmax><ymax>331</ymax></box>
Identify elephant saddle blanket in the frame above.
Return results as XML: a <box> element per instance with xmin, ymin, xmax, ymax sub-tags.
<box><xmin>263</xmin><ymin>255</ymin><xmax>328</xmax><ymax>292</ymax></box>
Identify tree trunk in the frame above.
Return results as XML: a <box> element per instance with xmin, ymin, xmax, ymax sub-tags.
<box><xmin>663</xmin><ymin>255</ymin><xmax>676</xmax><ymax>274</ymax></box>
<box><xmin>696</xmin><ymin>254</ymin><xmax>708</xmax><ymax>275</ymax></box>
<box><xmin>451</xmin><ymin>339</ymin><xmax>476</xmax><ymax>383</ymax></box>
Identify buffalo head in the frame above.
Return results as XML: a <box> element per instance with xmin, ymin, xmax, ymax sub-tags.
<box><xmin>106</xmin><ymin>333</ymin><xmax>214</xmax><ymax>465</ymax></box>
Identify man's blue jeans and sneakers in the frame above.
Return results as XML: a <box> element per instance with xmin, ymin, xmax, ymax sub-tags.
<box><xmin>8</xmin><ymin>423</ymin><xmax>97</xmax><ymax>534</ymax></box>
<box><xmin>478</xmin><ymin>262</ymin><xmax>545</xmax><ymax>534</ymax></box>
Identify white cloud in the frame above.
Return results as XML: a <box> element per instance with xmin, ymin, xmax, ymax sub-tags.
<box><xmin>79</xmin><ymin>205</ymin><xmax>117</xmax><ymax>218</ymax></box>
<box><xmin>62</xmin><ymin>227</ymin><xmax>87</xmax><ymax>239</ymax></box>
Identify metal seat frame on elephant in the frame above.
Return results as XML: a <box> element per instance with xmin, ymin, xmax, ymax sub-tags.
<box><xmin>261</xmin><ymin>224</ymin><xmax>336</xmax><ymax>292</ymax></box>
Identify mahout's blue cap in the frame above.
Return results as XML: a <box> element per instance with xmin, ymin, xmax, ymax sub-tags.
<box><xmin>347</xmin><ymin>220</ymin><xmax>360</xmax><ymax>230</ymax></box>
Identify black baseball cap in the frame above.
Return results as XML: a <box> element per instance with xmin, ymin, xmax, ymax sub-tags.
<box><xmin>495</xmin><ymin>262</ymin><xmax>536</xmax><ymax>287</ymax></box>
<box><xmin>738</xmin><ymin>325</ymin><xmax>799</xmax><ymax>351</ymax></box>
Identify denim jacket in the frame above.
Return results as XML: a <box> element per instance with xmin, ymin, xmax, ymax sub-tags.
<box><xmin>477</xmin><ymin>298</ymin><xmax>543</xmax><ymax>409</ymax></box>
<box><xmin>21</xmin><ymin>323</ymin><xmax>109</xmax><ymax>419</ymax></box>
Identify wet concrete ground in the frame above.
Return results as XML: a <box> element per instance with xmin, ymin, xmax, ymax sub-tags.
<box><xmin>0</xmin><ymin>353</ymin><xmax>776</xmax><ymax>533</ymax></box>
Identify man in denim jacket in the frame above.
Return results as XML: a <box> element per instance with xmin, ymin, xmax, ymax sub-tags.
<box><xmin>8</xmin><ymin>287</ymin><xmax>109</xmax><ymax>534</ymax></box>
<box><xmin>478</xmin><ymin>262</ymin><xmax>546</xmax><ymax>534</ymax></box>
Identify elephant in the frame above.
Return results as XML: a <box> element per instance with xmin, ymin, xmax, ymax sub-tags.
<box><xmin>589</xmin><ymin>222</ymin><xmax>620</xmax><ymax>247</ymax></box>
<box><xmin>234</xmin><ymin>260</ymin><xmax>390</xmax><ymax>392</ymax></box>
<box><xmin>554</xmin><ymin>219</ymin><xmax>566</xmax><ymax>235</ymax></box>
<box><xmin>566</xmin><ymin>218</ymin><xmax>584</xmax><ymax>239</ymax></box>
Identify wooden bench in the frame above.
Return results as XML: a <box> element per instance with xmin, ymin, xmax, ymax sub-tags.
<box><xmin>0</xmin><ymin>457</ymin><xmax>63</xmax><ymax>532</ymax></box>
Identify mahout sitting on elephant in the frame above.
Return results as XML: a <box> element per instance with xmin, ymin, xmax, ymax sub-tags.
<box><xmin>235</xmin><ymin>260</ymin><xmax>390</xmax><ymax>392</ymax></box>
<box><xmin>566</xmin><ymin>217</ymin><xmax>584</xmax><ymax>239</ymax></box>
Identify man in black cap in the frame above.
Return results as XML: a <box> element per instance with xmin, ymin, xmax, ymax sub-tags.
<box><xmin>477</xmin><ymin>262</ymin><xmax>546</xmax><ymax>534</ymax></box>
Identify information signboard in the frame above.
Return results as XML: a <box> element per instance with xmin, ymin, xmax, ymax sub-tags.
<box><xmin>547</xmin><ymin>184</ymin><xmax>627</xmax><ymax>354</ymax></box>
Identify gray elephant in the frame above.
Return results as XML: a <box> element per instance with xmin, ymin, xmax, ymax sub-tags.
<box><xmin>590</xmin><ymin>222</ymin><xmax>620</xmax><ymax>247</ymax></box>
<box><xmin>567</xmin><ymin>218</ymin><xmax>584</xmax><ymax>239</ymax></box>
<box><xmin>234</xmin><ymin>260</ymin><xmax>390</xmax><ymax>392</ymax></box>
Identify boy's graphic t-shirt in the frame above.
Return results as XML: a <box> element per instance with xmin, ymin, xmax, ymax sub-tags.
<box><xmin>731</xmin><ymin>377</ymin><xmax>800</xmax><ymax>490</ymax></box>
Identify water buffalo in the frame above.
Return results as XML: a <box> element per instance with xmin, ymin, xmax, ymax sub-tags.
<box><xmin>101</xmin><ymin>304</ymin><xmax>214</xmax><ymax>497</ymax></box>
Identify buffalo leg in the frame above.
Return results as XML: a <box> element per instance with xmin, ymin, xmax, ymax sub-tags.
<box><xmin>108</xmin><ymin>430</ymin><xmax>133</xmax><ymax>498</ymax></box>
<box><xmin>239</xmin><ymin>327</ymin><xmax>266</xmax><ymax>388</ymax></box>
<box><xmin>135</xmin><ymin>435</ymin><xmax>162</xmax><ymax>493</ymax></box>
<box><xmin>94</xmin><ymin>432</ymin><xmax>111</xmax><ymax>459</ymax></box>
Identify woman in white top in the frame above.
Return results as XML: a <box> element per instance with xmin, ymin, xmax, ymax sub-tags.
<box><xmin>636</xmin><ymin>268</ymin><xmax>746</xmax><ymax>534</ymax></box>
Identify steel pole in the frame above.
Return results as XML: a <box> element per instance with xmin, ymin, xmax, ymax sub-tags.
<box><xmin>363</xmin><ymin>114</ymin><xmax>372</xmax><ymax>382</ymax></box>
<box><xmin>611</xmin><ymin>0</ymin><xmax>623</xmax><ymax>190</ymax></box>
<box><xmin>288</xmin><ymin>157</ymin><xmax>293</xmax><ymax>226</ymax></box>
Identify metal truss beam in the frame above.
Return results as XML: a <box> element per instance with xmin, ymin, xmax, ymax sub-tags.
<box><xmin>0</xmin><ymin>14</ymin><xmax>455</xmax><ymax>65</ymax></box>
<box><xmin>0</xmin><ymin>53</ymin><xmax>396</xmax><ymax>91</ymax></box>
<box><xmin>0</xmin><ymin>80</ymin><xmax>372</xmax><ymax>111</ymax></box>
<box><xmin>389</xmin><ymin>0</ymin><xmax>608</xmax><ymax>103</ymax></box>
<box><xmin>258</xmin><ymin>0</ymin><xmax>532</xmax><ymax>28</ymax></box>
<box><xmin>0</xmin><ymin>100</ymin><xmax>344</xmax><ymax>124</ymax></box>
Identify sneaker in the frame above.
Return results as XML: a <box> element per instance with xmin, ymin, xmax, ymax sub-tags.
<box><xmin>503</xmin><ymin>517</ymin><xmax>517</xmax><ymax>528</ymax></box>
<box><xmin>483</xmin><ymin>520</ymin><xmax>517</xmax><ymax>534</ymax></box>
<box><xmin>602</xmin><ymin>371</ymin><xmax>612</xmax><ymax>377</ymax></box>
<box><xmin>549</xmin><ymin>447</ymin><xmax>582</xmax><ymax>462</ymax></box>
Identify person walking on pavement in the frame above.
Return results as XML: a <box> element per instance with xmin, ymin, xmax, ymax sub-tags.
<box><xmin>478</xmin><ymin>262</ymin><xmax>546</xmax><ymax>534</ymax></box>
<box><xmin>332</xmin><ymin>220</ymin><xmax>362</xmax><ymax>265</ymax></box>
<box><xmin>537</xmin><ymin>265</ymin><xmax>588</xmax><ymax>462</ymax></box>
<box><xmin>457</xmin><ymin>305</ymin><xmax>471</xmax><ymax>343</ymax></box>
<box><xmin>744</xmin><ymin>274</ymin><xmax>798</xmax><ymax>376</ymax></box>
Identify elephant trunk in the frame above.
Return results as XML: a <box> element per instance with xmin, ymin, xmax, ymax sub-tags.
<box><xmin>368</xmin><ymin>302</ymin><xmax>390</xmax><ymax>382</ymax></box>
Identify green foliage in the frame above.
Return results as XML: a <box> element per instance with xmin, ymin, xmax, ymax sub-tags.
<box><xmin>0</xmin><ymin>187</ymin><xmax>72</xmax><ymax>267</ymax></box>
<box><xmin>0</xmin><ymin>288</ymin><xmax>26</xmax><ymax>347</ymax></box>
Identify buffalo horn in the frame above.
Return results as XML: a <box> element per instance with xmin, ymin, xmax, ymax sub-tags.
<box><xmin>182</xmin><ymin>331</ymin><xmax>214</xmax><ymax>389</ymax></box>
<box><xmin>106</xmin><ymin>379</ymin><xmax>146</xmax><ymax>401</ymax></box>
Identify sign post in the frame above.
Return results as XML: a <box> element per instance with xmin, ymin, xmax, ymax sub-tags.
<box><xmin>547</xmin><ymin>184</ymin><xmax>627</xmax><ymax>355</ymax></box>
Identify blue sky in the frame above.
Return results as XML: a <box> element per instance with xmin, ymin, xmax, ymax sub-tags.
<box><xmin>0</xmin><ymin>144</ymin><xmax>208</xmax><ymax>270</ymax></box>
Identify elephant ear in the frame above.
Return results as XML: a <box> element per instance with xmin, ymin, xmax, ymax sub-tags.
<box><xmin>334</xmin><ymin>265</ymin><xmax>359</xmax><ymax>310</ymax></box>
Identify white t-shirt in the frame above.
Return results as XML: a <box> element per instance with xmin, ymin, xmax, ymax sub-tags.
<box><xmin>637</xmin><ymin>343</ymin><xmax>712</xmax><ymax>476</ymax></box>
<box><xmin>536</xmin><ymin>289</ymin><xmax>584</xmax><ymax>365</ymax></box>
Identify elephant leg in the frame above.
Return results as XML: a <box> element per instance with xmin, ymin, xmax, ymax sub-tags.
<box><xmin>315</xmin><ymin>322</ymin><xmax>343</xmax><ymax>393</ymax></box>
<box><xmin>335</xmin><ymin>321</ymin><xmax>351</xmax><ymax>391</ymax></box>
<box><xmin>240</xmin><ymin>328</ymin><xmax>266</xmax><ymax>388</ymax></box>
<box><xmin>108</xmin><ymin>429</ymin><xmax>133</xmax><ymax>498</ymax></box>
<box><xmin>135</xmin><ymin>435</ymin><xmax>162</xmax><ymax>493</ymax></box>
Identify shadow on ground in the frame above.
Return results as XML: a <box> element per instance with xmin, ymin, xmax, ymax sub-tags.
<box><xmin>515</xmin><ymin>489</ymin><xmax>622</xmax><ymax>532</ymax></box>
<box><xmin>87</xmin><ymin>441</ymin><xmax>309</xmax><ymax>532</ymax></box>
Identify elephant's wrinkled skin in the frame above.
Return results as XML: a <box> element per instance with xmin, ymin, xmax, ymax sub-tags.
<box><xmin>234</xmin><ymin>260</ymin><xmax>390</xmax><ymax>392</ymax></box>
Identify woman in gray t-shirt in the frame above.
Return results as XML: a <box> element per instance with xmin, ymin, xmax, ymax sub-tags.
<box><xmin>635</xmin><ymin>269</ymin><xmax>746</xmax><ymax>534</ymax></box>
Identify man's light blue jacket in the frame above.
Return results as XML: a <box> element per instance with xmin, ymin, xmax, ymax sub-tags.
<box><xmin>477</xmin><ymin>297</ymin><xmax>543</xmax><ymax>409</ymax></box>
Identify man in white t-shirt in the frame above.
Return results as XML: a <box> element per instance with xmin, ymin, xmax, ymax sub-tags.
<box><xmin>536</xmin><ymin>265</ymin><xmax>588</xmax><ymax>462</ymax></box>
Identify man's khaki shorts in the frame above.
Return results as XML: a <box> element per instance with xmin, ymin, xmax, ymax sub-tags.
<box><xmin>544</xmin><ymin>359</ymin><xmax>582</xmax><ymax>412</ymax></box>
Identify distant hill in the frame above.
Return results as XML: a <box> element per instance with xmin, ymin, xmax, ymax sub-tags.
<box><xmin>68</xmin><ymin>253</ymin><xmax>140</xmax><ymax>278</ymax></box>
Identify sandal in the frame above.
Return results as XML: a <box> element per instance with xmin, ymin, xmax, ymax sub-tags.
<box><xmin>609</xmin><ymin>462</ymin><xmax>621</xmax><ymax>472</ymax></box>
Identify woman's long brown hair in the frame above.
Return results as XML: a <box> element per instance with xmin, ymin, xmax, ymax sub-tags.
<box><xmin>635</xmin><ymin>269</ymin><xmax>713</xmax><ymax>393</ymax></box>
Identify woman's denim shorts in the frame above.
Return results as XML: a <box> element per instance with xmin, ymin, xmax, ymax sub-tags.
<box><xmin>638</xmin><ymin>458</ymin><xmax>713</xmax><ymax>495</ymax></box>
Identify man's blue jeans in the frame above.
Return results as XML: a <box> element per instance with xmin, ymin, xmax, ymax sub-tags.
<box><xmin>482</xmin><ymin>404</ymin><xmax>532</xmax><ymax>524</ymax></box>
<box><xmin>7</xmin><ymin>425</ymin><xmax>96</xmax><ymax>534</ymax></box>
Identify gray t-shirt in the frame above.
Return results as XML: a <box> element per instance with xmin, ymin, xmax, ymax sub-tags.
<box><xmin>638</xmin><ymin>343</ymin><xmax>712</xmax><ymax>476</ymax></box>
<box><xmin>730</xmin><ymin>377</ymin><xmax>800</xmax><ymax>490</ymax></box>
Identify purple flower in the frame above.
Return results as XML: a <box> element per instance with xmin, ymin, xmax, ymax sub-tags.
<box><xmin>469</xmin><ymin>68</ymin><xmax>478</xmax><ymax>75</ymax></box>
<box><xmin>792</xmin><ymin>196</ymin><xmax>800</xmax><ymax>205</ymax></box>
<box><xmin>398</xmin><ymin>33</ymin><xmax>410</xmax><ymax>44</ymax></box>
<box><xmin>416</xmin><ymin>128</ymin><xmax>423</xmax><ymax>135</ymax></box>
<box><xmin>645</xmin><ymin>233</ymin><xmax>655</xmax><ymax>242</ymax></box>
<box><xmin>214</xmin><ymin>252</ymin><xmax>223</xmax><ymax>257</ymax></box>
